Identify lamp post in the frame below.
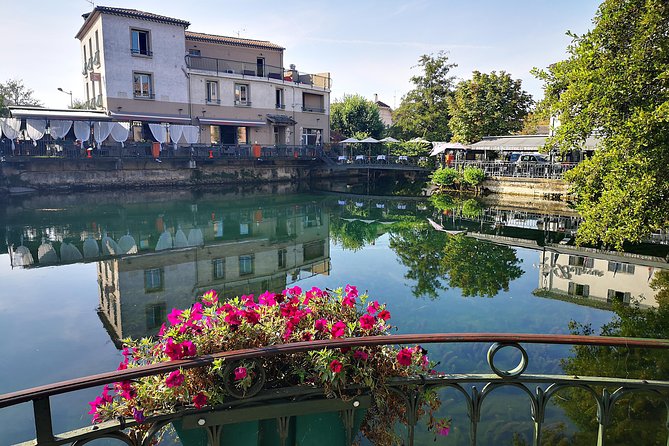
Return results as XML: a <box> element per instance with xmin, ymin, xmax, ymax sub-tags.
<box><xmin>57</xmin><ymin>87</ymin><xmax>73</xmax><ymax>108</ymax></box>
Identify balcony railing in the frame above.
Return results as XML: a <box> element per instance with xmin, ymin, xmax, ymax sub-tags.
<box><xmin>206</xmin><ymin>98</ymin><xmax>221</xmax><ymax>105</ymax></box>
<box><xmin>131</xmin><ymin>48</ymin><xmax>153</xmax><ymax>57</ymax></box>
<box><xmin>133</xmin><ymin>92</ymin><xmax>155</xmax><ymax>100</ymax></box>
<box><xmin>0</xmin><ymin>333</ymin><xmax>667</xmax><ymax>446</ymax></box>
<box><xmin>185</xmin><ymin>55</ymin><xmax>331</xmax><ymax>90</ymax></box>
<box><xmin>451</xmin><ymin>160</ymin><xmax>578</xmax><ymax>180</ymax></box>
<box><xmin>302</xmin><ymin>105</ymin><xmax>325</xmax><ymax>113</ymax></box>
<box><xmin>93</xmin><ymin>50</ymin><xmax>100</xmax><ymax>67</ymax></box>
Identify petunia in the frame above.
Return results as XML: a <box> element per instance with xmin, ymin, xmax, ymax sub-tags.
<box><xmin>244</xmin><ymin>309</ymin><xmax>261</xmax><ymax>325</ymax></box>
<box><xmin>202</xmin><ymin>289</ymin><xmax>218</xmax><ymax>306</ymax></box>
<box><xmin>353</xmin><ymin>350</ymin><xmax>369</xmax><ymax>361</ymax></box>
<box><xmin>345</xmin><ymin>284</ymin><xmax>358</xmax><ymax>298</ymax></box>
<box><xmin>378</xmin><ymin>309</ymin><xmax>391</xmax><ymax>321</ymax></box>
<box><xmin>342</xmin><ymin>295</ymin><xmax>356</xmax><ymax>307</ymax></box>
<box><xmin>132</xmin><ymin>408</ymin><xmax>146</xmax><ymax>424</ymax></box>
<box><xmin>164</xmin><ymin>338</ymin><xmax>184</xmax><ymax>361</ymax></box>
<box><xmin>367</xmin><ymin>300</ymin><xmax>380</xmax><ymax>314</ymax></box>
<box><xmin>331</xmin><ymin>321</ymin><xmax>346</xmax><ymax>338</ymax></box>
<box><xmin>165</xmin><ymin>370</ymin><xmax>185</xmax><ymax>388</ymax></box>
<box><xmin>359</xmin><ymin>314</ymin><xmax>376</xmax><ymax>330</ymax></box>
<box><xmin>190</xmin><ymin>302</ymin><xmax>203</xmax><ymax>321</ymax></box>
<box><xmin>167</xmin><ymin>308</ymin><xmax>183</xmax><ymax>325</ymax></box>
<box><xmin>258</xmin><ymin>291</ymin><xmax>276</xmax><ymax>306</ymax></box>
<box><xmin>397</xmin><ymin>348</ymin><xmax>413</xmax><ymax>366</ymax></box>
<box><xmin>182</xmin><ymin>340</ymin><xmax>197</xmax><ymax>357</ymax></box>
<box><xmin>234</xmin><ymin>367</ymin><xmax>247</xmax><ymax>380</ymax></box>
<box><xmin>314</xmin><ymin>318</ymin><xmax>328</xmax><ymax>332</ymax></box>
<box><xmin>193</xmin><ymin>392</ymin><xmax>208</xmax><ymax>408</ymax></box>
<box><xmin>329</xmin><ymin>359</ymin><xmax>343</xmax><ymax>373</ymax></box>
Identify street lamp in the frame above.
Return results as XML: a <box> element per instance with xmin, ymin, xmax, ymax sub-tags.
<box><xmin>57</xmin><ymin>87</ymin><xmax>73</xmax><ymax>108</ymax></box>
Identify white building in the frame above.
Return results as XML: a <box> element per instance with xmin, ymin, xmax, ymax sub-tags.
<box><xmin>75</xmin><ymin>6</ymin><xmax>330</xmax><ymax>146</ymax></box>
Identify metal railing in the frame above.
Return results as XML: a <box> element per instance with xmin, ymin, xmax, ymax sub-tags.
<box><xmin>326</xmin><ymin>154</ymin><xmax>432</xmax><ymax>170</ymax></box>
<box><xmin>451</xmin><ymin>161</ymin><xmax>578</xmax><ymax>180</ymax></box>
<box><xmin>0</xmin><ymin>333</ymin><xmax>667</xmax><ymax>446</ymax></box>
<box><xmin>185</xmin><ymin>55</ymin><xmax>331</xmax><ymax>90</ymax></box>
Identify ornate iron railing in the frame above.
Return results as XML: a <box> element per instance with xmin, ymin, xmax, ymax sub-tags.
<box><xmin>451</xmin><ymin>160</ymin><xmax>578</xmax><ymax>180</ymax></box>
<box><xmin>1</xmin><ymin>334</ymin><xmax>668</xmax><ymax>446</ymax></box>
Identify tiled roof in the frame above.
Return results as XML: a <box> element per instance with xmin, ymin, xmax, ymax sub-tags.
<box><xmin>375</xmin><ymin>100</ymin><xmax>391</xmax><ymax>109</ymax></box>
<box><xmin>77</xmin><ymin>6</ymin><xmax>189</xmax><ymax>38</ymax></box>
<box><xmin>186</xmin><ymin>31</ymin><xmax>284</xmax><ymax>51</ymax></box>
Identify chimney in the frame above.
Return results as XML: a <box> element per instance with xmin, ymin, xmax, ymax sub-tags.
<box><xmin>374</xmin><ymin>93</ymin><xmax>378</xmax><ymax>103</ymax></box>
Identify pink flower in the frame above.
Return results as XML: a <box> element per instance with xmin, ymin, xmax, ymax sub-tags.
<box><xmin>353</xmin><ymin>350</ymin><xmax>369</xmax><ymax>361</ymax></box>
<box><xmin>225</xmin><ymin>310</ymin><xmax>243</xmax><ymax>327</ymax></box>
<box><xmin>117</xmin><ymin>361</ymin><xmax>127</xmax><ymax>371</ymax></box>
<box><xmin>190</xmin><ymin>302</ymin><xmax>203</xmax><ymax>321</ymax></box>
<box><xmin>314</xmin><ymin>318</ymin><xmax>328</xmax><ymax>332</ymax></box>
<box><xmin>244</xmin><ymin>309</ymin><xmax>261</xmax><ymax>325</ymax></box>
<box><xmin>342</xmin><ymin>295</ymin><xmax>356</xmax><ymax>307</ymax></box>
<box><xmin>164</xmin><ymin>338</ymin><xmax>184</xmax><ymax>361</ymax></box>
<box><xmin>193</xmin><ymin>392</ymin><xmax>208</xmax><ymax>408</ymax></box>
<box><xmin>259</xmin><ymin>291</ymin><xmax>276</xmax><ymax>306</ymax></box>
<box><xmin>367</xmin><ymin>300</ymin><xmax>380</xmax><ymax>314</ymax></box>
<box><xmin>234</xmin><ymin>367</ymin><xmax>247</xmax><ymax>380</ymax></box>
<box><xmin>182</xmin><ymin>340</ymin><xmax>197</xmax><ymax>357</ymax></box>
<box><xmin>397</xmin><ymin>348</ymin><xmax>413</xmax><ymax>366</ymax></box>
<box><xmin>158</xmin><ymin>323</ymin><xmax>167</xmax><ymax>338</ymax></box>
<box><xmin>436</xmin><ymin>419</ymin><xmax>451</xmax><ymax>436</ymax></box>
<box><xmin>165</xmin><ymin>370</ymin><xmax>185</xmax><ymax>388</ymax></box>
<box><xmin>345</xmin><ymin>284</ymin><xmax>358</xmax><ymax>298</ymax></box>
<box><xmin>378</xmin><ymin>309</ymin><xmax>391</xmax><ymax>321</ymax></box>
<box><xmin>202</xmin><ymin>289</ymin><xmax>218</xmax><ymax>306</ymax></box>
<box><xmin>132</xmin><ymin>408</ymin><xmax>145</xmax><ymax>424</ymax></box>
<box><xmin>331</xmin><ymin>321</ymin><xmax>346</xmax><ymax>338</ymax></box>
<box><xmin>167</xmin><ymin>308</ymin><xmax>183</xmax><ymax>325</ymax></box>
<box><xmin>284</xmin><ymin>286</ymin><xmax>302</xmax><ymax>296</ymax></box>
<box><xmin>329</xmin><ymin>359</ymin><xmax>343</xmax><ymax>373</ymax></box>
<box><xmin>359</xmin><ymin>314</ymin><xmax>376</xmax><ymax>330</ymax></box>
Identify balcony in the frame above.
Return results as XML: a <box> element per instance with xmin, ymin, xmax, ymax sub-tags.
<box><xmin>302</xmin><ymin>106</ymin><xmax>325</xmax><ymax>113</ymax></box>
<box><xmin>93</xmin><ymin>50</ymin><xmax>100</xmax><ymax>67</ymax></box>
<box><xmin>206</xmin><ymin>98</ymin><xmax>221</xmax><ymax>105</ymax></box>
<box><xmin>133</xmin><ymin>92</ymin><xmax>155</xmax><ymax>100</ymax></box>
<box><xmin>95</xmin><ymin>94</ymin><xmax>103</xmax><ymax>108</ymax></box>
<box><xmin>86</xmin><ymin>57</ymin><xmax>93</xmax><ymax>71</ymax></box>
<box><xmin>81</xmin><ymin>63</ymin><xmax>88</xmax><ymax>77</ymax></box>
<box><xmin>186</xmin><ymin>55</ymin><xmax>331</xmax><ymax>91</ymax></box>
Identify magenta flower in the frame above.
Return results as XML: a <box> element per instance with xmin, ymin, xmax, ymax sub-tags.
<box><xmin>284</xmin><ymin>285</ymin><xmax>302</xmax><ymax>296</ymax></box>
<box><xmin>397</xmin><ymin>348</ymin><xmax>413</xmax><ymax>366</ymax></box>
<box><xmin>367</xmin><ymin>300</ymin><xmax>380</xmax><ymax>314</ymax></box>
<box><xmin>342</xmin><ymin>295</ymin><xmax>356</xmax><ymax>307</ymax></box>
<box><xmin>331</xmin><ymin>321</ymin><xmax>346</xmax><ymax>338</ymax></box>
<box><xmin>436</xmin><ymin>419</ymin><xmax>451</xmax><ymax>436</ymax></box>
<box><xmin>158</xmin><ymin>323</ymin><xmax>167</xmax><ymax>337</ymax></box>
<box><xmin>353</xmin><ymin>350</ymin><xmax>369</xmax><ymax>361</ymax></box>
<box><xmin>329</xmin><ymin>359</ymin><xmax>343</xmax><ymax>373</ymax></box>
<box><xmin>378</xmin><ymin>309</ymin><xmax>391</xmax><ymax>321</ymax></box>
<box><xmin>314</xmin><ymin>318</ymin><xmax>328</xmax><ymax>332</ymax></box>
<box><xmin>345</xmin><ymin>284</ymin><xmax>358</xmax><ymax>298</ymax></box>
<box><xmin>165</xmin><ymin>370</ymin><xmax>185</xmax><ymax>388</ymax></box>
<box><xmin>258</xmin><ymin>291</ymin><xmax>277</xmax><ymax>306</ymax></box>
<box><xmin>224</xmin><ymin>310</ymin><xmax>243</xmax><ymax>327</ymax></box>
<box><xmin>164</xmin><ymin>338</ymin><xmax>184</xmax><ymax>361</ymax></box>
<box><xmin>244</xmin><ymin>309</ymin><xmax>261</xmax><ymax>325</ymax></box>
<box><xmin>193</xmin><ymin>392</ymin><xmax>208</xmax><ymax>408</ymax></box>
<box><xmin>167</xmin><ymin>308</ymin><xmax>183</xmax><ymax>325</ymax></box>
<box><xmin>132</xmin><ymin>408</ymin><xmax>146</xmax><ymax>424</ymax></box>
<box><xmin>359</xmin><ymin>314</ymin><xmax>376</xmax><ymax>330</ymax></box>
<box><xmin>234</xmin><ymin>367</ymin><xmax>247</xmax><ymax>380</ymax></box>
<box><xmin>202</xmin><ymin>289</ymin><xmax>218</xmax><ymax>306</ymax></box>
<box><xmin>190</xmin><ymin>302</ymin><xmax>203</xmax><ymax>321</ymax></box>
<box><xmin>182</xmin><ymin>340</ymin><xmax>197</xmax><ymax>357</ymax></box>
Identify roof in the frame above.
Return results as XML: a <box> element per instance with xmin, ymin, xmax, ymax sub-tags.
<box><xmin>471</xmin><ymin>134</ymin><xmax>599</xmax><ymax>151</ymax></box>
<box><xmin>185</xmin><ymin>31</ymin><xmax>284</xmax><ymax>51</ymax></box>
<box><xmin>266</xmin><ymin>114</ymin><xmax>297</xmax><ymax>125</ymax></box>
<box><xmin>375</xmin><ymin>100</ymin><xmax>391</xmax><ymax>109</ymax></box>
<box><xmin>76</xmin><ymin>6</ymin><xmax>190</xmax><ymax>39</ymax></box>
<box><xmin>9</xmin><ymin>106</ymin><xmax>112</xmax><ymax>121</ymax></box>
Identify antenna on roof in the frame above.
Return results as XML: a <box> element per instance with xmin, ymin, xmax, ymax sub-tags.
<box><xmin>85</xmin><ymin>0</ymin><xmax>95</xmax><ymax>7</ymax></box>
<box><xmin>234</xmin><ymin>28</ymin><xmax>246</xmax><ymax>37</ymax></box>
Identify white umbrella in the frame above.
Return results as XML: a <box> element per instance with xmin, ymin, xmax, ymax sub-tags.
<box><xmin>359</xmin><ymin>137</ymin><xmax>379</xmax><ymax>143</ymax></box>
<box><xmin>83</xmin><ymin>236</ymin><xmax>100</xmax><ymax>258</ymax></box>
<box><xmin>340</xmin><ymin>137</ymin><xmax>360</xmax><ymax>143</ymax></box>
<box><xmin>380</xmin><ymin>137</ymin><xmax>400</xmax><ymax>143</ymax></box>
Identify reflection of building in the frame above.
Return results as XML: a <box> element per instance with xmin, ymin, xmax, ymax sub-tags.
<box><xmin>537</xmin><ymin>248</ymin><xmax>666</xmax><ymax>308</ymax></box>
<box><xmin>97</xmin><ymin>207</ymin><xmax>330</xmax><ymax>346</ymax></box>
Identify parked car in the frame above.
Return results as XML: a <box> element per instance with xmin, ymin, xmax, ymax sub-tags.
<box><xmin>516</xmin><ymin>153</ymin><xmax>550</xmax><ymax>165</ymax></box>
<box><xmin>507</xmin><ymin>152</ymin><xmax>522</xmax><ymax>163</ymax></box>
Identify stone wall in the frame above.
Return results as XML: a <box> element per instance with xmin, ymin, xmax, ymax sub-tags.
<box><xmin>0</xmin><ymin>158</ymin><xmax>315</xmax><ymax>192</ymax></box>
<box><xmin>481</xmin><ymin>177</ymin><xmax>571</xmax><ymax>199</ymax></box>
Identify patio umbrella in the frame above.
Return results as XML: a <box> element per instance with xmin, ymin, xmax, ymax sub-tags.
<box><xmin>379</xmin><ymin>136</ymin><xmax>400</xmax><ymax>155</ymax></box>
<box><xmin>340</xmin><ymin>137</ymin><xmax>360</xmax><ymax>158</ymax></box>
<box><xmin>359</xmin><ymin>137</ymin><xmax>379</xmax><ymax>158</ymax></box>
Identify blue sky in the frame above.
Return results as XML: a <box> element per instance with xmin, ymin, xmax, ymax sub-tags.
<box><xmin>0</xmin><ymin>0</ymin><xmax>601</xmax><ymax>109</ymax></box>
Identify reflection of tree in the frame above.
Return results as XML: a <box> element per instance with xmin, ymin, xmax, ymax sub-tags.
<box><xmin>329</xmin><ymin>217</ymin><xmax>382</xmax><ymax>252</ymax></box>
<box><xmin>390</xmin><ymin>227</ymin><xmax>523</xmax><ymax>298</ymax></box>
<box><xmin>557</xmin><ymin>277</ymin><xmax>669</xmax><ymax>445</ymax></box>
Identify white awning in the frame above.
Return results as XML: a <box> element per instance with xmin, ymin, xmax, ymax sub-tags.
<box><xmin>430</xmin><ymin>142</ymin><xmax>468</xmax><ymax>156</ymax></box>
<box><xmin>198</xmin><ymin>117</ymin><xmax>265</xmax><ymax>127</ymax></box>
<box><xmin>110</xmin><ymin>111</ymin><xmax>191</xmax><ymax>123</ymax></box>
<box><xmin>470</xmin><ymin>135</ymin><xmax>548</xmax><ymax>151</ymax></box>
<box><xmin>9</xmin><ymin>106</ymin><xmax>111</xmax><ymax>121</ymax></box>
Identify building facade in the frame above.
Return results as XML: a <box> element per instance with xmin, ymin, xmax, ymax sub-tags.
<box><xmin>75</xmin><ymin>6</ymin><xmax>330</xmax><ymax>146</ymax></box>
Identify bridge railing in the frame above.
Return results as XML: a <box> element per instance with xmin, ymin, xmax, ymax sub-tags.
<box><xmin>1</xmin><ymin>333</ymin><xmax>667</xmax><ymax>446</ymax></box>
<box><xmin>451</xmin><ymin>160</ymin><xmax>578</xmax><ymax>179</ymax></box>
<box><xmin>326</xmin><ymin>154</ymin><xmax>432</xmax><ymax>168</ymax></box>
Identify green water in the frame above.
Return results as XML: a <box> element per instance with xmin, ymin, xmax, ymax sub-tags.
<box><xmin>0</xmin><ymin>184</ymin><xmax>666</xmax><ymax>445</ymax></box>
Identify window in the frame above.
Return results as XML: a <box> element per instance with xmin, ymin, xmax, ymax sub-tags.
<box><xmin>188</xmin><ymin>48</ymin><xmax>201</xmax><ymax>57</ymax></box>
<box><xmin>131</xmin><ymin>29</ymin><xmax>152</xmax><ymax>56</ymax></box>
<box><xmin>257</xmin><ymin>57</ymin><xmax>265</xmax><ymax>77</ymax></box>
<box><xmin>145</xmin><ymin>303</ymin><xmax>166</xmax><ymax>329</ymax></box>
<box><xmin>301</xmin><ymin>128</ymin><xmax>322</xmax><ymax>146</ymax></box>
<box><xmin>303</xmin><ymin>240</ymin><xmax>325</xmax><ymax>261</ymax></box>
<box><xmin>607</xmin><ymin>289</ymin><xmax>631</xmax><ymax>304</ymax></box>
<box><xmin>278</xmin><ymin>248</ymin><xmax>287</xmax><ymax>268</ymax></box>
<box><xmin>568</xmin><ymin>256</ymin><xmax>594</xmax><ymax>268</ymax></box>
<box><xmin>206</xmin><ymin>80</ymin><xmax>219</xmax><ymax>104</ymax></box>
<box><xmin>212</xmin><ymin>258</ymin><xmax>225</xmax><ymax>279</ymax></box>
<box><xmin>567</xmin><ymin>282</ymin><xmax>589</xmax><ymax>297</ymax></box>
<box><xmin>239</xmin><ymin>223</ymin><xmax>250</xmax><ymax>235</ymax></box>
<box><xmin>144</xmin><ymin>268</ymin><xmax>163</xmax><ymax>292</ymax></box>
<box><xmin>133</xmin><ymin>72</ymin><xmax>153</xmax><ymax>98</ymax></box>
<box><xmin>275</xmin><ymin>88</ymin><xmax>285</xmax><ymax>109</ymax></box>
<box><xmin>234</xmin><ymin>83</ymin><xmax>250</xmax><ymax>106</ymax></box>
<box><xmin>94</xmin><ymin>30</ymin><xmax>100</xmax><ymax>66</ymax></box>
<box><xmin>608</xmin><ymin>261</ymin><xmax>635</xmax><ymax>274</ymax></box>
<box><xmin>239</xmin><ymin>255</ymin><xmax>254</xmax><ymax>276</ymax></box>
<box><xmin>302</xmin><ymin>92</ymin><xmax>325</xmax><ymax>112</ymax></box>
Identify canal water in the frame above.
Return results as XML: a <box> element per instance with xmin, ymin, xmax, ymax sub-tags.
<box><xmin>0</xmin><ymin>183</ymin><xmax>667</xmax><ymax>445</ymax></box>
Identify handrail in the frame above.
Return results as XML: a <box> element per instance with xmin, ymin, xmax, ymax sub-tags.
<box><xmin>2</xmin><ymin>333</ymin><xmax>667</xmax><ymax>409</ymax></box>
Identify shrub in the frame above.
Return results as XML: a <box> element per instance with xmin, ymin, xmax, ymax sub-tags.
<box><xmin>430</xmin><ymin>167</ymin><xmax>461</xmax><ymax>188</ymax></box>
<box><xmin>462</xmin><ymin>166</ymin><xmax>486</xmax><ymax>187</ymax></box>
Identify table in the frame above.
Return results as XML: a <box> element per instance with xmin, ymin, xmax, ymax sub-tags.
<box><xmin>338</xmin><ymin>156</ymin><xmax>347</xmax><ymax>162</ymax></box>
<box><xmin>376</xmin><ymin>155</ymin><xmax>387</xmax><ymax>163</ymax></box>
<box><xmin>355</xmin><ymin>155</ymin><xmax>365</xmax><ymax>161</ymax></box>
<box><xmin>398</xmin><ymin>156</ymin><xmax>408</xmax><ymax>163</ymax></box>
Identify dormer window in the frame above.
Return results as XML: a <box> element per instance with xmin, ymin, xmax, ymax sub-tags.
<box><xmin>131</xmin><ymin>29</ymin><xmax>152</xmax><ymax>56</ymax></box>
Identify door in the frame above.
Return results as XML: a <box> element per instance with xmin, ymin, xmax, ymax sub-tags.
<box><xmin>257</xmin><ymin>58</ymin><xmax>265</xmax><ymax>77</ymax></box>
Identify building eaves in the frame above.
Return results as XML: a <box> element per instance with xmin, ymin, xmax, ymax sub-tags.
<box><xmin>375</xmin><ymin>100</ymin><xmax>391</xmax><ymax>109</ymax></box>
<box><xmin>186</xmin><ymin>31</ymin><xmax>284</xmax><ymax>51</ymax></box>
<box><xmin>76</xmin><ymin>6</ymin><xmax>190</xmax><ymax>39</ymax></box>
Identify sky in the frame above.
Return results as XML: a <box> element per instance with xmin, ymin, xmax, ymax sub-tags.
<box><xmin>0</xmin><ymin>0</ymin><xmax>602</xmax><ymax>109</ymax></box>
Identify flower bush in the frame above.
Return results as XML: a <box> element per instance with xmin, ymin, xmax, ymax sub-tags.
<box><xmin>89</xmin><ymin>285</ymin><xmax>450</xmax><ymax>445</ymax></box>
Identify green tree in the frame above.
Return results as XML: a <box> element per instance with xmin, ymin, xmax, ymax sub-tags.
<box><xmin>391</xmin><ymin>52</ymin><xmax>457</xmax><ymax>141</ymax></box>
<box><xmin>447</xmin><ymin>71</ymin><xmax>533</xmax><ymax>144</ymax></box>
<box><xmin>0</xmin><ymin>79</ymin><xmax>42</xmax><ymax>115</ymax></box>
<box><xmin>69</xmin><ymin>99</ymin><xmax>89</xmax><ymax>110</ymax></box>
<box><xmin>535</xmin><ymin>0</ymin><xmax>669</xmax><ymax>248</ymax></box>
<box><xmin>330</xmin><ymin>94</ymin><xmax>384</xmax><ymax>141</ymax></box>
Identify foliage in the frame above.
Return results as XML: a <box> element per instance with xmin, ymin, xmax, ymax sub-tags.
<box><xmin>391</xmin><ymin>52</ymin><xmax>456</xmax><ymax>141</ymax></box>
<box><xmin>462</xmin><ymin>166</ymin><xmax>485</xmax><ymax>187</ymax></box>
<box><xmin>331</xmin><ymin>94</ymin><xmax>384</xmax><ymax>141</ymax></box>
<box><xmin>390</xmin><ymin>139</ymin><xmax>432</xmax><ymax>157</ymax></box>
<box><xmin>0</xmin><ymin>79</ymin><xmax>42</xmax><ymax>115</ymax></box>
<box><xmin>70</xmin><ymin>99</ymin><xmax>89</xmax><ymax>110</ymax></box>
<box><xmin>535</xmin><ymin>0</ymin><xmax>669</xmax><ymax>248</ymax></box>
<box><xmin>517</xmin><ymin>101</ymin><xmax>550</xmax><ymax>135</ymax></box>
<box><xmin>329</xmin><ymin>218</ymin><xmax>383</xmax><ymax>251</ymax></box>
<box><xmin>88</xmin><ymin>286</ymin><xmax>450</xmax><ymax>444</ymax></box>
<box><xmin>447</xmin><ymin>71</ymin><xmax>533</xmax><ymax>144</ymax></box>
<box><xmin>430</xmin><ymin>167</ymin><xmax>461</xmax><ymax>188</ymax></box>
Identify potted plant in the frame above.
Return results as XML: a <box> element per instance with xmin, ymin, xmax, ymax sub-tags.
<box><xmin>89</xmin><ymin>285</ymin><xmax>451</xmax><ymax>445</ymax></box>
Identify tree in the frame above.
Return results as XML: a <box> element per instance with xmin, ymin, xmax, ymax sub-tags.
<box><xmin>330</xmin><ymin>94</ymin><xmax>384</xmax><ymax>141</ymax></box>
<box><xmin>535</xmin><ymin>0</ymin><xmax>669</xmax><ymax>249</ymax></box>
<box><xmin>70</xmin><ymin>99</ymin><xmax>89</xmax><ymax>110</ymax></box>
<box><xmin>0</xmin><ymin>79</ymin><xmax>42</xmax><ymax>114</ymax></box>
<box><xmin>447</xmin><ymin>71</ymin><xmax>533</xmax><ymax>144</ymax></box>
<box><xmin>391</xmin><ymin>52</ymin><xmax>457</xmax><ymax>141</ymax></box>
